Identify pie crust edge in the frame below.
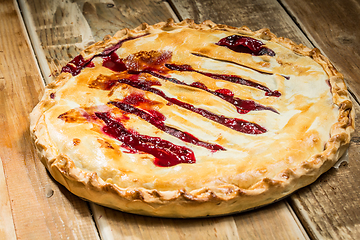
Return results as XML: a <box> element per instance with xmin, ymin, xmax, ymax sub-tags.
<box><xmin>30</xmin><ymin>19</ymin><xmax>355</xmax><ymax>218</ymax></box>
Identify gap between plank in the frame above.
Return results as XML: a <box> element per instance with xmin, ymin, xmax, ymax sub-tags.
<box><xmin>163</xmin><ymin>0</ymin><xmax>181</xmax><ymax>22</ymax></box>
<box><xmin>285</xmin><ymin>200</ymin><xmax>311</xmax><ymax>240</ymax></box>
<box><xmin>276</xmin><ymin>0</ymin><xmax>316</xmax><ymax>48</ymax></box>
<box><xmin>13</xmin><ymin>0</ymin><xmax>103</xmax><ymax>238</ymax></box>
<box><xmin>166</xmin><ymin>0</ymin><xmax>184</xmax><ymax>22</ymax></box>
<box><xmin>348</xmin><ymin>88</ymin><xmax>360</xmax><ymax>106</ymax></box>
<box><xmin>87</xmin><ymin>202</ymin><xmax>103</xmax><ymax>240</ymax></box>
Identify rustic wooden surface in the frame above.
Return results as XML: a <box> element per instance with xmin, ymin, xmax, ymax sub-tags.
<box><xmin>280</xmin><ymin>0</ymin><xmax>360</xmax><ymax>100</ymax></box>
<box><xmin>289</xmin><ymin>108</ymin><xmax>360</xmax><ymax>240</ymax></box>
<box><xmin>0</xmin><ymin>158</ymin><xmax>16</xmax><ymax>240</ymax></box>
<box><xmin>278</xmin><ymin>1</ymin><xmax>360</xmax><ymax>238</ymax></box>
<box><xmin>0</xmin><ymin>0</ymin><xmax>359</xmax><ymax>239</ymax></box>
<box><xmin>170</xmin><ymin>0</ymin><xmax>311</xmax><ymax>44</ymax></box>
<box><xmin>0</xmin><ymin>1</ymin><xmax>99</xmax><ymax>239</ymax></box>
<box><xmin>91</xmin><ymin>201</ymin><xmax>308</xmax><ymax>240</ymax></box>
<box><xmin>18</xmin><ymin>0</ymin><xmax>178</xmax><ymax>84</ymax></box>
<box><xmin>172</xmin><ymin>0</ymin><xmax>360</xmax><ymax>239</ymax></box>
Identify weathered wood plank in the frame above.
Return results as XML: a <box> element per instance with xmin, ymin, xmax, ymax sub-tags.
<box><xmin>91</xmin><ymin>201</ymin><xmax>309</xmax><ymax>240</ymax></box>
<box><xmin>279</xmin><ymin>0</ymin><xmax>360</xmax><ymax>101</ymax></box>
<box><xmin>233</xmin><ymin>202</ymin><xmax>309</xmax><ymax>240</ymax></box>
<box><xmin>291</xmin><ymin>108</ymin><xmax>360</xmax><ymax>240</ymax></box>
<box><xmin>0</xmin><ymin>0</ymin><xmax>100</xmax><ymax>239</ymax></box>
<box><xmin>276</xmin><ymin>1</ymin><xmax>360</xmax><ymax>239</ymax></box>
<box><xmin>169</xmin><ymin>0</ymin><xmax>313</xmax><ymax>45</ymax></box>
<box><xmin>171</xmin><ymin>0</ymin><xmax>360</xmax><ymax>239</ymax></box>
<box><xmin>287</xmin><ymin>103</ymin><xmax>360</xmax><ymax>240</ymax></box>
<box><xmin>80</xmin><ymin>0</ymin><xmax>179</xmax><ymax>41</ymax></box>
<box><xmin>18</xmin><ymin>0</ymin><xmax>177</xmax><ymax>84</ymax></box>
<box><xmin>0</xmin><ymin>35</ymin><xmax>16</xmax><ymax>240</ymax></box>
<box><xmin>0</xmin><ymin>157</ymin><xmax>16</xmax><ymax>240</ymax></box>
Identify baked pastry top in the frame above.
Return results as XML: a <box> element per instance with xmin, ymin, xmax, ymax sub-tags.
<box><xmin>30</xmin><ymin>19</ymin><xmax>354</xmax><ymax>218</ymax></box>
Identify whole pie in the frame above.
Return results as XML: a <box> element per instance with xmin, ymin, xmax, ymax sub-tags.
<box><xmin>30</xmin><ymin>19</ymin><xmax>354</xmax><ymax>218</ymax></box>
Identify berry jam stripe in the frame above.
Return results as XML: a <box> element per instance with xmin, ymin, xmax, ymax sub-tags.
<box><xmin>91</xmin><ymin>74</ymin><xmax>267</xmax><ymax>134</ymax></box>
<box><xmin>98</xmin><ymin>51</ymin><xmax>278</xmax><ymax>114</ymax></box>
<box><xmin>146</xmin><ymin>70</ymin><xmax>279</xmax><ymax>114</ymax></box>
<box><xmin>101</xmin><ymin>34</ymin><xmax>150</xmax><ymax>56</ymax></box>
<box><xmin>95</xmin><ymin>112</ymin><xmax>196</xmax><ymax>167</ymax></box>
<box><xmin>61</xmin><ymin>34</ymin><xmax>148</xmax><ymax>76</ymax></box>
<box><xmin>165</xmin><ymin>63</ymin><xmax>280</xmax><ymax>97</ymax></box>
<box><xmin>110</xmin><ymin>101</ymin><xmax>225</xmax><ymax>151</ymax></box>
<box><xmin>216</xmin><ymin>35</ymin><xmax>276</xmax><ymax>56</ymax></box>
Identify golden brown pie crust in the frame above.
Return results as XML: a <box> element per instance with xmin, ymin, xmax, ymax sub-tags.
<box><xmin>30</xmin><ymin>19</ymin><xmax>354</xmax><ymax>218</ymax></box>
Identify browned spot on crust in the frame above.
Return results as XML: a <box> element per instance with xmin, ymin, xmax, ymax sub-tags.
<box><xmin>275</xmin><ymin>59</ymin><xmax>311</xmax><ymax>76</ymax></box>
<box><xmin>97</xmin><ymin>138</ymin><xmax>114</xmax><ymax>149</ymax></box>
<box><xmin>88</xmin><ymin>74</ymin><xmax>120</xmax><ymax>90</ymax></box>
<box><xmin>89</xmin><ymin>71</ymin><xmax>160</xmax><ymax>93</ymax></box>
<box><xmin>129</xmin><ymin>189</ymin><xmax>144</xmax><ymax>200</ymax></box>
<box><xmin>58</xmin><ymin>109</ymin><xmax>88</xmax><ymax>123</ymax></box>
<box><xmin>73</xmin><ymin>138</ymin><xmax>81</xmax><ymax>146</ymax></box>
<box><xmin>260</xmin><ymin>62</ymin><xmax>270</xmax><ymax>68</ymax></box>
<box><xmin>150</xmin><ymin>190</ymin><xmax>161</xmax><ymax>198</ymax></box>
<box><xmin>124</xmin><ymin>50</ymin><xmax>172</xmax><ymax>72</ymax></box>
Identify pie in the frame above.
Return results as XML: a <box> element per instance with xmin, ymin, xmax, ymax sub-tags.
<box><xmin>30</xmin><ymin>19</ymin><xmax>354</xmax><ymax>218</ymax></box>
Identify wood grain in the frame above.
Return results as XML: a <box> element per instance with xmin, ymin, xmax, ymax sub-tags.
<box><xmin>80</xmin><ymin>0</ymin><xmax>179</xmax><ymax>41</ymax></box>
<box><xmin>169</xmin><ymin>0</ymin><xmax>313</xmax><ymax>45</ymax></box>
<box><xmin>276</xmin><ymin>0</ymin><xmax>360</xmax><ymax>239</ymax></box>
<box><xmin>279</xmin><ymin>0</ymin><xmax>360</xmax><ymax>101</ymax></box>
<box><xmin>0</xmin><ymin>0</ymin><xmax>100</xmax><ymax>239</ymax></box>
<box><xmin>18</xmin><ymin>0</ymin><xmax>177</xmax><ymax>84</ymax></box>
<box><xmin>288</xmin><ymin>97</ymin><xmax>360</xmax><ymax>240</ymax></box>
<box><xmin>0</xmin><ymin>157</ymin><xmax>16</xmax><ymax>240</ymax></box>
<box><xmin>91</xmin><ymin>201</ymin><xmax>309</xmax><ymax>240</ymax></box>
<box><xmin>0</xmin><ymin>35</ymin><xmax>16</xmax><ymax>240</ymax></box>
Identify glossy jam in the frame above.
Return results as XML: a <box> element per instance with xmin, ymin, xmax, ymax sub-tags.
<box><xmin>61</xmin><ymin>35</ymin><xmax>147</xmax><ymax>76</ymax></box>
<box><xmin>150</xmin><ymin>71</ymin><xmax>278</xmax><ymax>114</ymax></box>
<box><xmin>61</xmin><ymin>41</ymin><xmax>279</xmax><ymax>166</ymax></box>
<box><xmin>102</xmin><ymin>52</ymin><xmax>127</xmax><ymax>72</ymax></box>
<box><xmin>95</xmin><ymin>112</ymin><xmax>196</xmax><ymax>167</ymax></box>
<box><xmin>191</xmin><ymin>82</ymin><xmax>278</xmax><ymax>113</ymax></box>
<box><xmin>212</xmin><ymin>88</ymin><xmax>278</xmax><ymax>114</ymax></box>
<box><xmin>96</xmin><ymin>51</ymin><xmax>270</xmax><ymax>134</ymax></box>
<box><xmin>61</xmin><ymin>55</ymin><xmax>95</xmax><ymax>76</ymax></box>
<box><xmin>110</xmin><ymin>95</ymin><xmax>225</xmax><ymax>151</ymax></box>
<box><xmin>100</xmin><ymin>51</ymin><xmax>279</xmax><ymax>112</ymax></box>
<box><xmin>216</xmin><ymin>35</ymin><xmax>275</xmax><ymax>56</ymax></box>
<box><xmin>101</xmin><ymin>34</ymin><xmax>148</xmax><ymax>56</ymax></box>
<box><xmin>165</xmin><ymin>63</ymin><xmax>281</xmax><ymax>97</ymax></box>
<box><xmin>94</xmin><ymin>74</ymin><xmax>267</xmax><ymax>134</ymax></box>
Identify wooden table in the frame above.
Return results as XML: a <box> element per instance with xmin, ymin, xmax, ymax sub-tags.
<box><xmin>1</xmin><ymin>0</ymin><xmax>359</xmax><ymax>239</ymax></box>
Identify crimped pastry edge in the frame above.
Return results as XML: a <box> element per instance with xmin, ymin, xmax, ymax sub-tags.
<box><xmin>30</xmin><ymin>19</ymin><xmax>354</xmax><ymax>218</ymax></box>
